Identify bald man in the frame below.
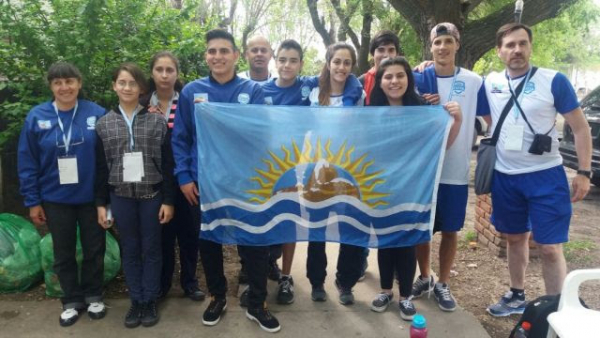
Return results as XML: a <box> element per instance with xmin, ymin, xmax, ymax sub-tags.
<box><xmin>238</xmin><ymin>35</ymin><xmax>273</xmax><ymax>84</ymax></box>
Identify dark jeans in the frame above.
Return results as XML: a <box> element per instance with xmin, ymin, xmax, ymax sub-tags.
<box><xmin>239</xmin><ymin>244</ymin><xmax>282</xmax><ymax>275</ymax></box>
<box><xmin>111</xmin><ymin>193</ymin><xmax>162</xmax><ymax>302</ymax></box>
<box><xmin>190</xmin><ymin>198</ymin><xmax>269</xmax><ymax>308</ymax></box>
<box><xmin>306</xmin><ymin>242</ymin><xmax>363</xmax><ymax>289</ymax></box>
<box><xmin>161</xmin><ymin>188</ymin><xmax>199</xmax><ymax>293</ymax></box>
<box><xmin>377</xmin><ymin>246</ymin><xmax>416</xmax><ymax>297</ymax></box>
<box><xmin>44</xmin><ymin>201</ymin><xmax>105</xmax><ymax>309</ymax></box>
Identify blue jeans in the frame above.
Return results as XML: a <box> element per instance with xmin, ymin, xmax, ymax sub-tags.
<box><xmin>111</xmin><ymin>193</ymin><xmax>162</xmax><ymax>302</ymax></box>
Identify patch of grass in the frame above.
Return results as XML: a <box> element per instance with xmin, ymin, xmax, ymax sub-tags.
<box><xmin>464</xmin><ymin>230</ymin><xmax>477</xmax><ymax>242</ymax></box>
<box><xmin>564</xmin><ymin>240</ymin><xmax>597</xmax><ymax>263</ymax></box>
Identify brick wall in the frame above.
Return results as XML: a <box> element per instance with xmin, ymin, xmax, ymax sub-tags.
<box><xmin>474</xmin><ymin>194</ymin><xmax>539</xmax><ymax>258</ymax></box>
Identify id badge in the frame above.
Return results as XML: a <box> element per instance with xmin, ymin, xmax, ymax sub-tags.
<box><xmin>504</xmin><ymin>125</ymin><xmax>524</xmax><ymax>151</ymax></box>
<box><xmin>58</xmin><ymin>156</ymin><xmax>79</xmax><ymax>185</ymax></box>
<box><xmin>123</xmin><ymin>152</ymin><xmax>144</xmax><ymax>182</ymax></box>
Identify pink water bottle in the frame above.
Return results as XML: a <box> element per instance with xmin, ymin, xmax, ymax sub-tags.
<box><xmin>410</xmin><ymin>314</ymin><xmax>428</xmax><ymax>338</ymax></box>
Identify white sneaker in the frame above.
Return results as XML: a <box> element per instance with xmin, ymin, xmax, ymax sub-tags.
<box><xmin>59</xmin><ymin>308</ymin><xmax>80</xmax><ymax>327</ymax></box>
<box><xmin>87</xmin><ymin>301</ymin><xmax>107</xmax><ymax>319</ymax></box>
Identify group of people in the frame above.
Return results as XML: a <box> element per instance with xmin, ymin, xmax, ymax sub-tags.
<box><xmin>17</xmin><ymin>21</ymin><xmax>592</xmax><ymax>334</ymax></box>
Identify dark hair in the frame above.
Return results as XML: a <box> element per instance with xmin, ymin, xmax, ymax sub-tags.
<box><xmin>148</xmin><ymin>51</ymin><xmax>184</xmax><ymax>92</ymax></box>
<box><xmin>277</xmin><ymin>39</ymin><xmax>304</xmax><ymax>61</ymax></box>
<box><xmin>369</xmin><ymin>56</ymin><xmax>423</xmax><ymax>107</ymax></box>
<box><xmin>47</xmin><ymin>62</ymin><xmax>82</xmax><ymax>83</ymax></box>
<box><xmin>369</xmin><ymin>30</ymin><xmax>401</xmax><ymax>56</ymax></box>
<box><xmin>318</xmin><ymin>42</ymin><xmax>357</xmax><ymax>106</ymax></box>
<box><xmin>496</xmin><ymin>23</ymin><xmax>532</xmax><ymax>47</ymax></box>
<box><xmin>206</xmin><ymin>29</ymin><xmax>238</xmax><ymax>51</ymax></box>
<box><xmin>112</xmin><ymin>62</ymin><xmax>149</xmax><ymax>95</ymax></box>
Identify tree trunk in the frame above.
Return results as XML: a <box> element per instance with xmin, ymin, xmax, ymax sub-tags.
<box><xmin>357</xmin><ymin>0</ymin><xmax>373</xmax><ymax>74</ymax></box>
<box><xmin>307</xmin><ymin>0</ymin><xmax>335</xmax><ymax>47</ymax></box>
<box><xmin>388</xmin><ymin>0</ymin><xmax>579</xmax><ymax>69</ymax></box>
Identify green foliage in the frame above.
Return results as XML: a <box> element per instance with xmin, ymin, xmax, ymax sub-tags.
<box><xmin>474</xmin><ymin>0</ymin><xmax>600</xmax><ymax>75</ymax></box>
<box><xmin>0</xmin><ymin>0</ymin><xmax>212</xmax><ymax>150</ymax></box>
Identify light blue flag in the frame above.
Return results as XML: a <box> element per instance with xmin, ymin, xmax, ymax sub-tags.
<box><xmin>195</xmin><ymin>103</ymin><xmax>450</xmax><ymax>248</ymax></box>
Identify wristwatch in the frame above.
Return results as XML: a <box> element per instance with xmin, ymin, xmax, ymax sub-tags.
<box><xmin>577</xmin><ymin>170</ymin><xmax>591</xmax><ymax>179</ymax></box>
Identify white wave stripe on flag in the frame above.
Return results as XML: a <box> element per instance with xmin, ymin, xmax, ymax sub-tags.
<box><xmin>201</xmin><ymin>213</ymin><xmax>430</xmax><ymax>234</ymax></box>
<box><xmin>201</xmin><ymin>192</ymin><xmax>431</xmax><ymax>217</ymax></box>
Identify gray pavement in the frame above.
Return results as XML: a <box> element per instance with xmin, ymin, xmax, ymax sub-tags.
<box><xmin>0</xmin><ymin>243</ymin><xmax>490</xmax><ymax>337</ymax></box>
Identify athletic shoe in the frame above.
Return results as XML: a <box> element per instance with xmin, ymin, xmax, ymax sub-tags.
<box><xmin>276</xmin><ymin>276</ymin><xmax>295</xmax><ymax>304</ymax></box>
<box><xmin>398</xmin><ymin>299</ymin><xmax>416</xmax><ymax>321</ymax></box>
<box><xmin>184</xmin><ymin>286</ymin><xmax>206</xmax><ymax>301</ymax></box>
<box><xmin>486</xmin><ymin>291</ymin><xmax>527</xmax><ymax>317</ymax></box>
<box><xmin>334</xmin><ymin>279</ymin><xmax>354</xmax><ymax>305</ymax></box>
<box><xmin>246</xmin><ymin>303</ymin><xmax>281</xmax><ymax>333</ymax></box>
<box><xmin>141</xmin><ymin>301</ymin><xmax>159</xmax><ymax>327</ymax></box>
<box><xmin>434</xmin><ymin>283</ymin><xmax>457</xmax><ymax>312</ymax></box>
<box><xmin>87</xmin><ymin>301</ymin><xmax>106</xmax><ymax>319</ymax></box>
<box><xmin>411</xmin><ymin>275</ymin><xmax>435</xmax><ymax>298</ymax></box>
<box><xmin>311</xmin><ymin>284</ymin><xmax>327</xmax><ymax>302</ymax></box>
<box><xmin>124</xmin><ymin>301</ymin><xmax>143</xmax><ymax>328</ymax></box>
<box><xmin>59</xmin><ymin>308</ymin><xmax>80</xmax><ymax>327</ymax></box>
<box><xmin>239</xmin><ymin>286</ymin><xmax>249</xmax><ymax>308</ymax></box>
<box><xmin>202</xmin><ymin>296</ymin><xmax>227</xmax><ymax>326</ymax></box>
<box><xmin>371</xmin><ymin>292</ymin><xmax>393</xmax><ymax>313</ymax></box>
<box><xmin>268</xmin><ymin>260</ymin><xmax>281</xmax><ymax>281</ymax></box>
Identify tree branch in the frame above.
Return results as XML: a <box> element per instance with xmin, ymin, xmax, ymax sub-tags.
<box><xmin>330</xmin><ymin>0</ymin><xmax>360</xmax><ymax>49</ymax></box>
<box><xmin>307</xmin><ymin>0</ymin><xmax>334</xmax><ymax>47</ymax></box>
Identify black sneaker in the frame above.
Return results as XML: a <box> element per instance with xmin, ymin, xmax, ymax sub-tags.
<box><xmin>246</xmin><ymin>303</ymin><xmax>281</xmax><ymax>333</ymax></box>
<box><xmin>334</xmin><ymin>279</ymin><xmax>354</xmax><ymax>305</ymax></box>
<box><xmin>87</xmin><ymin>301</ymin><xmax>107</xmax><ymax>320</ymax></box>
<box><xmin>239</xmin><ymin>286</ymin><xmax>249</xmax><ymax>308</ymax></box>
<box><xmin>59</xmin><ymin>308</ymin><xmax>80</xmax><ymax>327</ymax></box>
<box><xmin>124</xmin><ymin>301</ymin><xmax>143</xmax><ymax>328</ymax></box>
<box><xmin>371</xmin><ymin>292</ymin><xmax>393</xmax><ymax>313</ymax></box>
<box><xmin>311</xmin><ymin>284</ymin><xmax>327</xmax><ymax>302</ymax></box>
<box><xmin>202</xmin><ymin>296</ymin><xmax>227</xmax><ymax>326</ymax></box>
<box><xmin>411</xmin><ymin>275</ymin><xmax>434</xmax><ymax>298</ymax></box>
<box><xmin>276</xmin><ymin>276</ymin><xmax>295</xmax><ymax>304</ymax></box>
<box><xmin>184</xmin><ymin>286</ymin><xmax>206</xmax><ymax>301</ymax></box>
<box><xmin>434</xmin><ymin>283</ymin><xmax>457</xmax><ymax>312</ymax></box>
<box><xmin>141</xmin><ymin>301</ymin><xmax>159</xmax><ymax>327</ymax></box>
<box><xmin>399</xmin><ymin>299</ymin><xmax>416</xmax><ymax>321</ymax></box>
<box><xmin>268</xmin><ymin>260</ymin><xmax>281</xmax><ymax>281</ymax></box>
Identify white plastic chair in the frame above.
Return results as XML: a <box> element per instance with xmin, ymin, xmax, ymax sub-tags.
<box><xmin>546</xmin><ymin>269</ymin><xmax>600</xmax><ymax>338</ymax></box>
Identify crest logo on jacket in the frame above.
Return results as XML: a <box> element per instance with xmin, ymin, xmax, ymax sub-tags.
<box><xmin>301</xmin><ymin>86</ymin><xmax>311</xmax><ymax>99</ymax></box>
<box><xmin>452</xmin><ymin>81</ymin><xmax>466</xmax><ymax>95</ymax></box>
<box><xmin>524</xmin><ymin>81</ymin><xmax>535</xmax><ymax>94</ymax></box>
<box><xmin>37</xmin><ymin>120</ymin><xmax>51</xmax><ymax>130</ymax></box>
<box><xmin>86</xmin><ymin>116</ymin><xmax>97</xmax><ymax>130</ymax></box>
<box><xmin>238</xmin><ymin>93</ymin><xmax>250</xmax><ymax>104</ymax></box>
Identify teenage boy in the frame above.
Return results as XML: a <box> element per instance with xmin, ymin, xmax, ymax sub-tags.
<box><xmin>172</xmin><ymin>29</ymin><xmax>280</xmax><ymax>333</ymax></box>
<box><xmin>238</xmin><ymin>35</ymin><xmax>273</xmax><ymax>84</ymax></box>
<box><xmin>359</xmin><ymin>30</ymin><xmax>400</xmax><ymax>105</ymax></box>
<box><xmin>411</xmin><ymin>23</ymin><xmax>488</xmax><ymax>312</ymax></box>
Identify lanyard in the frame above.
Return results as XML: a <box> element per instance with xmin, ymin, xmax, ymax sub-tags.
<box><xmin>53</xmin><ymin>101</ymin><xmax>79</xmax><ymax>155</ymax></box>
<box><xmin>446</xmin><ymin>67</ymin><xmax>459</xmax><ymax>102</ymax></box>
<box><xmin>118</xmin><ymin>105</ymin><xmax>140</xmax><ymax>151</ymax></box>
<box><xmin>506</xmin><ymin>68</ymin><xmax>532</xmax><ymax>118</ymax></box>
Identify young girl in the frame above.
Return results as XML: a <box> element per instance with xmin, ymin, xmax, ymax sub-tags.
<box><xmin>306</xmin><ymin>42</ymin><xmax>366</xmax><ymax>305</ymax></box>
<box><xmin>144</xmin><ymin>51</ymin><xmax>205</xmax><ymax>302</ymax></box>
<box><xmin>368</xmin><ymin>56</ymin><xmax>461</xmax><ymax>321</ymax></box>
<box><xmin>95</xmin><ymin>63</ymin><xmax>174</xmax><ymax>328</ymax></box>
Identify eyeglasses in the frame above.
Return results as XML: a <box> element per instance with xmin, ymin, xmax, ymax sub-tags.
<box><xmin>115</xmin><ymin>81</ymin><xmax>139</xmax><ymax>89</ymax></box>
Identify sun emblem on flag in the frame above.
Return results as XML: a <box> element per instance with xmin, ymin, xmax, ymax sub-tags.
<box><xmin>247</xmin><ymin>138</ymin><xmax>390</xmax><ymax>207</ymax></box>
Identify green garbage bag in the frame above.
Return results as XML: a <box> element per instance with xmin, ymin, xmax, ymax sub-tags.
<box><xmin>40</xmin><ymin>229</ymin><xmax>121</xmax><ymax>297</ymax></box>
<box><xmin>0</xmin><ymin>213</ymin><xmax>43</xmax><ymax>293</ymax></box>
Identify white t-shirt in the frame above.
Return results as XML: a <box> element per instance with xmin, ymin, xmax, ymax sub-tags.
<box><xmin>308</xmin><ymin>87</ymin><xmax>365</xmax><ymax>107</ymax></box>
<box><xmin>237</xmin><ymin>71</ymin><xmax>272</xmax><ymax>85</ymax></box>
<box><xmin>483</xmin><ymin>68</ymin><xmax>579</xmax><ymax>174</ymax></box>
<box><xmin>435</xmin><ymin>69</ymin><xmax>484</xmax><ymax>185</ymax></box>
